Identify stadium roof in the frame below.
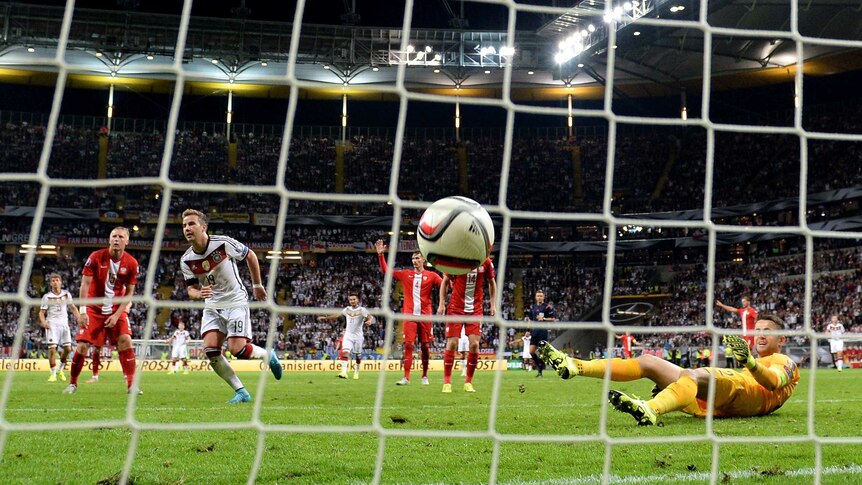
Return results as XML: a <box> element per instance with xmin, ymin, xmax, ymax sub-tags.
<box><xmin>0</xmin><ymin>1</ymin><xmax>860</xmax><ymax>100</ymax></box>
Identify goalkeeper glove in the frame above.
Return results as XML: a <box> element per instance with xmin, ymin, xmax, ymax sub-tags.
<box><xmin>723</xmin><ymin>335</ymin><xmax>756</xmax><ymax>369</ymax></box>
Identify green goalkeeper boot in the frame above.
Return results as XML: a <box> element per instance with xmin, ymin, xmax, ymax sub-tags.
<box><xmin>608</xmin><ymin>390</ymin><xmax>657</xmax><ymax>426</ymax></box>
<box><xmin>537</xmin><ymin>341</ymin><xmax>579</xmax><ymax>380</ymax></box>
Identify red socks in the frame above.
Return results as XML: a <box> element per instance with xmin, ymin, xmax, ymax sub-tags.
<box><xmin>443</xmin><ymin>350</ymin><xmax>455</xmax><ymax>384</ymax></box>
<box><xmin>403</xmin><ymin>342</ymin><xmax>415</xmax><ymax>380</ymax></box>
<box><xmin>420</xmin><ymin>342</ymin><xmax>430</xmax><ymax>378</ymax></box>
<box><xmin>119</xmin><ymin>348</ymin><xmax>136</xmax><ymax>389</ymax></box>
<box><xmin>465</xmin><ymin>352</ymin><xmax>479</xmax><ymax>383</ymax></box>
<box><xmin>70</xmin><ymin>352</ymin><xmax>85</xmax><ymax>385</ymax></box>
<box><xmin>91</xmin><ymin>350</ymin><xmax>101</xmax><ymax>377</ymax></box>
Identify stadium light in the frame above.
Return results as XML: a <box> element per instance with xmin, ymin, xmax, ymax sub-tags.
<box><xmin>407</xmin><ymin>45</ymin><xmax>415</xmax><ymax>53</ymax></box>
<box><xmin>499</xmin><ymin>46</ymin><xmax>515</xmax><ymax>56</ymax></box>
<box><xmin>528</xmin><ymin>71</ymin><xmax>534</xmax><ymax>75</ymax></box>
<box><xmin>433</xmin><ymin>68</ymin><xmax>440</xmax><ymax>73</ymax></box>
<box><xmin>95</xmin><ymin>51</ymin><xmax>103</xmax><ymax>57</ymax></box>
<box><xmin>260</xmin><ymin>61</ymin><xmax>268</xmax><ymax>67</ymax></box>
<box><xmin>372</xmin><ymin>66</ymin><xmax>379</xmax><ymax>71</ymax></box>
<box><xmin>27</xmin><ymin>46</ymin><xmax>35</xmax><ymax>53</ymax></box>
<box><xmin>425</xmin><ymin>45</ymin><xmax>433</xmax><ymax>53</ymax></box>
<box><xmin>484</xmin><ymin>70</ymin><xmax>491</xmax><ymax>74</ymax></box>
<box><xmin>634</xmin><ymin>31</ymin><xmax>641</xmax><ymax>36</ymax></box>
<box><xmin>211</xmin><ymin>58</ymin><xmax>219</xmax><ymax>64</ymax></box>
<box><xmin>146</xmin><ymin>54</ymin><xmax>154</xmax><ymax>60</ymax></box>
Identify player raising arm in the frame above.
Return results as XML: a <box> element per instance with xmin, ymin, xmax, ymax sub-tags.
<box><xmin>180</xmin><ymin>209</ymin><xmax>282</xmax><ymax>404</ymax></box>
<box><xmin>375</xmin><ymin>240</ymin><xmax>443</xmax><ymax>386</ymax></box>
<box><xmin>40</xmin><ymin>273</ymin><xmax>80</xmax><ymax>382</ymax></box>
<box><xmin>64</xmin><ymin>227</ymin><xmax>140</xmax><ymax>395</ymax></box>
<box><xmin>539</xmin><ymin>315</ymin><xmax>799</xmax><ymax>425</ymax></box>
<box><xmin>716</xmin><ymin>297</ymin><xmax>758</xmax><ymax>349</ymax></box>
<box><xmin>437</xmin><ymin>258</ymin><xmax>496</xmax><ymax>393</ymax></box>
<box><xmin>318</xmin><ymin>292</ymin><xmax>374</xmax><ymax>380</ymax></box>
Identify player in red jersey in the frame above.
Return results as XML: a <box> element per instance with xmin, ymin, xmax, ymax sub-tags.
<box><xmin>375</xmin><ymin>240</ymin><xmax>443</xmax><ymax>386</ymax></box>
<box><xmin>716</xmin><ymin>297</ymin><xmax>758</xmax><ymax>350</ymax></box>
<box><xmin>64</xmin><ymin>226</ymin><xmax>140</xmax><ymax>395</ymax></box>
<box><xmin>616</xmin><ymin>332</ymin><xmax>640</xmax><ymax>359</ymax></box>
<box><xmin>437</xmin><ymin>258</ymin><xmax>496</xmax><ymax>393</ymax></box>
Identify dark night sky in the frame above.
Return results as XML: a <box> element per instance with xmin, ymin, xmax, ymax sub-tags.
<box><xmin>19</xmin><ymin>0</ymin><xmax>532</xmax><ymax>30</ymax></box>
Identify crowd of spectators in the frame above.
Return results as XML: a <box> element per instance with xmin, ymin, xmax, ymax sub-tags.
<box><xmin>4</xmin><ymin>114</ymin><xmax>859</xmax><ymax>219</ymax></box>
<box><xmin>2</xmin><ymin>238</ymin><xmax>862</xmax><ymax>362</ymax></box>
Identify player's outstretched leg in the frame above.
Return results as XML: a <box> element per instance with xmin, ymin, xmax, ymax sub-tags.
<box><xmin>228</xmin><ymin>388</ymin><xmax>252</xmax><ymax>404</ymax></box>
<box><xmin>537</xmin><ymin>341</ymin><xmax>579</xmax><ymax>379</ymax></box>
<box><xmin>608</xmin><ymin>390</ymin><xmax>657</xmax><ymax>426</ymax></box>
<box><xmin>268</xmin><ymin>350</ymin><xmax>283</xmax><ymax>380</ymax></box>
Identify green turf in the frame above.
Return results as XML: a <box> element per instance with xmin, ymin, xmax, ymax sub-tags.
<box><xmin>0</xmin><ymin>368</ymin><xmax>859</xmax><ymax>484</ymax></box>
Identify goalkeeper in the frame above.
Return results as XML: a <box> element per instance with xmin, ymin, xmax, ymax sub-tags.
<box><xmin>539</xmin><ymin>314</ymin><xmax>799</xmax><ymax>425</ymax></box>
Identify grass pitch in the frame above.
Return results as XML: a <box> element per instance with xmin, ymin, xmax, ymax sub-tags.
<box><xmin>0</xmin><ymin>368</ymin><xmax>859</xmax><ymax>484</ymax></box>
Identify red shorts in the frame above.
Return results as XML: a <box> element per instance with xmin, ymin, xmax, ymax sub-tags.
<box><xmin>402</xmin><ymin>321</ymin><xmax>433</xmax><ymax>344</ymax></box>
<box><xmin>445</xmin><ymin>318</ymin><xmax>481</xmax><ymax>339</ymax></box>
<box><xmin>77</xmin><ymin>312</ymin><xmax>130</xmax><ymax>346</ymax></box>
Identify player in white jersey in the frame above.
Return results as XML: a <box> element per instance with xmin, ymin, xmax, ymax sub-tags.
<box><xmin>165</xmin><ymin>321</ymin><xmax>191</xmax><ymax>374</ymax></box>
<box><xmin>318</xmin><ymin>293</ymin><xmax>374</xmax><ymax>380</ymax></box>
<box><xmin>522</xmin><ymin>330</ymin><xmax>532</xmax><ymax>372</ymax></box>
<box><xmin>181</xmin><ymin>209</ymin><xmax>282</xmax><ymax>404</ymax></box>
<box><xmin>39</xmin><ymin>273</ymin><xmax>81</xmax><ymax>382</ymax></box>
<box><xmin>458</xmin><ymin>326</ymin><xmax>470</xmax><ymax>377</ymax></box>
<box><xmin>825</xmin><ymin>315</ymin><xmax>846</xmax><ymax>372</ymax></box>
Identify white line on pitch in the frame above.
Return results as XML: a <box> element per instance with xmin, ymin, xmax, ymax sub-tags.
<box><xmin>492</xmin><ymin>463</ymin><xmax>862</xmax><ymax>485</ymax></box>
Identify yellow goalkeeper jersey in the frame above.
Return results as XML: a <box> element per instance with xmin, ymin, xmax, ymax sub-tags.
<box><xmin>689</xmin><ymin>353</ymin><xmax>800</xmax><ymax>418</ymax></box>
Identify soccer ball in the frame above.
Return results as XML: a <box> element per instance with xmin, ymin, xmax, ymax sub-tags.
<box><xmin>417</xmin><ymin>196</ymin><xmax>495</xmax><ymax>275</ymax></box>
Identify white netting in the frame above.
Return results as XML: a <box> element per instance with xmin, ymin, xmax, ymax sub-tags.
<box><xmin>2</xmin><ymin>0</ymin><xmax>862</xmax><ymax>483</ymax></box>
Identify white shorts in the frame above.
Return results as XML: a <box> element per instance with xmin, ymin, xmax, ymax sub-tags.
<box><xmin>171</xmin><ymin>345</ymin><xmax>188</xmax><ymax>359</ymax></box>
<box><xmin>458</xmin><ymin>336</ymin><xmax>470</xmax><ymax>352</ymax></box>
<box><xmin>45</xmin><ymin>325</ymin><xmax>72</xmax><ymax>347</ymax></box>
<box><xmin>829</xmin><ymin>339</ymin><xmax>844</xmax><ymax>353</ymax></box>
<box><xmin>341</xmin><ymin>335</ymin><xmax>364</xmax><ymax>354</ymax></box>
<box><xmin>201</xmin><ymin>307</ymin><xmax>252</xmax><ymax>340</ymax></box>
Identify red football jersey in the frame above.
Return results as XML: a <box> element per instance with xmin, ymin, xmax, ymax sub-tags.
<box><xmin>737</xmin><ymin>307</ymin><xmax>758</xmax><ymax>336</ymax></box>
<box><xmin>446</xmin><ymin>258</ymin><xmax>495</xmax><ymax>316</ymax></box>
<box><xmin>82</xmin><ymin>249</ymin><xmax>139</xmax><ymax>315</ymax></box>
<box><xmin>378</xmin><ymin>254</ymin><xmax>442</xmax><ymax>316</ymax></box>
<box><xmin>621</xmin><ymin>334</ymin><xmax>635</xmax><ymax>353</ymax></box>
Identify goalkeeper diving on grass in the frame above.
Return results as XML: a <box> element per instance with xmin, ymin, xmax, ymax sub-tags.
<box><xmin>538</xmin><ymin>314</ymin><xmax>799</xmax><ymax>425</ymax></box>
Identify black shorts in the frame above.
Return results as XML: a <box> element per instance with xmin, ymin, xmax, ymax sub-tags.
<box><xmin>531</xmin><ymin>329</ymin><xmax>549</xmax><ymax>345</ymax></box>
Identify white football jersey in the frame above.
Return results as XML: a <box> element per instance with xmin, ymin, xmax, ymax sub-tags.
<box><xmin>171</xmin><ymin>329</ymin><xmax>190</xmax><ymax>349</ymax></box>
<box><xmin>342</xmin><ymin>305</ymin><xmax>370</xmax><ymax>340</ymax></box>
<box><xmin>40</xmin><ymin>290</ymin><xmax>73</xmax><ymax>327</ymax></box>
<box><xmin>826</xmin><ymin>322</ymin><xmax>845</xmax><ymax>338</ymax></box>
<box><xmin>181</xmin><ymin>235</ymin><xmax>250</xmax><ymax>307</ymax></box>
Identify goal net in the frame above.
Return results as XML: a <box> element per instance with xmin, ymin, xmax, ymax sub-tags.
<box><xmin>1</xmin><ymin>0</ymin><xmax>861</xmax><ymax>483</ymax></box>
